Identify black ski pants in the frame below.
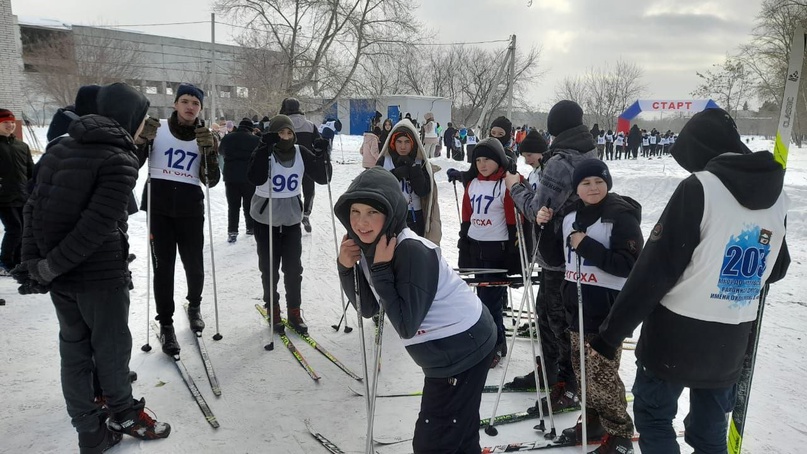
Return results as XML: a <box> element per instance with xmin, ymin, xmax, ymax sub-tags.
<box><xmin>254</xmin><ymin>222</ymin><xmax>303</xmax><ymax>309</ymax></box>
<box><xmin>413</xmin><ymin>349</ymin><xmax>496</xmax><ymax>453</ymax></box>
<box><xmin>302</xmin><ymin>175</ymin><xmax>315</xmax><ymax>217</ymax></box>
<box><xmin>51</xmin><ymin>286</ymin><xmax>134</xmax><ymax>433</ymax></box>
<box><xmin>536</xmin><ymin>269</ymin><xmax>576</xmax><ymax>390</ymax></box>
<box><xmin>150</xmin><ymin>213</ymin><xmax>205</xmax><ymax>326</ymax></box>
<box><xmin>225</xmin><ymin>181</ymin><xmax>255</xmax><ymax>234</ymax></box>
<box><xmin>0</xmin><ymin>205</ymin><xmax>23</xmax><ymax>268</ymax></box>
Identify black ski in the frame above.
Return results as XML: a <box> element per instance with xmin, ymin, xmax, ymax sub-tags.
<box><xmin>150</xmin><ymin>322</ymin><xmax>219</xmax><ymax>428</ymax></box>
<box><xmin>305</xmin><ymin>419</ymin><xmax>345</xmax><ymax>453</ymax></box>
<box><xmin>348</xmin><ymin>383</ymin><xmax>540</xmax><ymax>398</ymax></box>
<box><xmin>255</xmin><ymin>305</ymin><xmax>320</xmax><ymax>381</ymax></box>
<box><xmin>481</xmin><ymin>430</ymin><xmax>684</xmax><ymax>452</ymax></box>
<box><xmin>481</xmin><ymin>393</ymin><xmax>633</xmax><ymax>428</ymax></box>
<box><xmin>184</xmin><ymin>304</ymin><xmax>221</xmax><ymax>396</ymax></box>
<box><xmin>283</xmin><ymin>320</ymin><xmax>362</xmax><ymax>381</ymax></box>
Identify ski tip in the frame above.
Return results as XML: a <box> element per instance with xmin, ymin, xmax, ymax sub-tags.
<box><xmin>264</xmin><ymin>342</ymin><xmax>274</xmax><ymax>351</ymax></box>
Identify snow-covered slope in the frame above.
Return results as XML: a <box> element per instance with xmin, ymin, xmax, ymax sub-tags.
<box><xmin>1</xmin><ymin>133</ymin><xmax>804</xmax><ymax>453</ymax></box>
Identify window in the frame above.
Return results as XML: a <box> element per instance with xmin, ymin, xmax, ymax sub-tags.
<box><xmin>236</xmin><ymin>87</ymin><xmax>249</xmax><ymax>99</ymax></box>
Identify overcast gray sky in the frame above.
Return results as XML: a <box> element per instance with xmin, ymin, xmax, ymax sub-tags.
<box><xmin>12</xmin><ymin>0</ymin><xmax>763</xmax><ymax>110</ymax></box>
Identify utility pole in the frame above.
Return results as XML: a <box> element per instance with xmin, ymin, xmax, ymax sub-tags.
<box><xmin>507</xmin><ymin>34</ymin><xmax>516</xmax><ymax>121</ymax></box>
<box><xmin>210</xmin><ymin>13</ymin><xmax>218</xmax><ymax>126</ymax></box>
<box><xmin>477</xmin><ymin>35</ymin><xmax>516</xmax><ymax>137</ymax></box>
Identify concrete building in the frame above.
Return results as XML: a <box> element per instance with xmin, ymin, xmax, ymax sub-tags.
<box><xmin>18</xmin><ymin>17</ymin><xmax>258</xmax><ymax>125</ymax></box>
<box><xmin>0</xmin><ymin>0</ymin><xmax>25</xmax><ymax>121</ymax></box>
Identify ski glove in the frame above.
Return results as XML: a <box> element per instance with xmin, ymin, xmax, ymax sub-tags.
<box><xmin>261</xmin><ymin>132</ymin><xmax>280</xmax><ymax>147</ymax></box>
<box><xmin>312</xmin><ymin>138</ymin><xmax>331</xmax><ymax>159</ymax></box>
<box><xmin>446</xmin><ymin>168</ymin><xmax>462</xmax><ymax>183</ymax></box>
<box><xmin>391</xmin><ymin>163</ymin><xmax>412</xmax><ymax>181</ymax></box>
<box><xmin>195</xmin><ymin>127</ymin><xmax>215</xmax><ymax>154</ymax></box>
<box><xmin>138</xmin><ymin>116</ymin><xmax>160</xmax><ymax>142</ymax></box>
<box><xmin>9</xmin><ymin>260</ymin><xmax>35</xmax><ymax>285</ymax></box>
<box><xmin>29</xmin><ymin>259</ymin><xmax>58</xmax><ymax>286</ymax></box>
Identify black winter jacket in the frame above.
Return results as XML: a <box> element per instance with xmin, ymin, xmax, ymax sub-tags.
<box><xmin>559</xmin><ymin>193</ymin><xmax>643</xmax><ymax>333</ymax></box>
<box><xmin>219</xmin><ymin>127</ymin><xmax>259</xmax><ymax>184</ymax></box>
<box><xmin>21</xmin><ymin>115</ymin><xmax>139</xmax><ymax>292</ymax></box>
<box><xmin>0</xmin><ymin>135</ymin><xmax>34</xmax><ymax>207</ymax></box>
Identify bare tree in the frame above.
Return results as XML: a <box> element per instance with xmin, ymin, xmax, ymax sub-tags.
<box><xmin>691</xmin><ymin>56</ymin><xmax>756</xmax><ymax>117</ymax></box>
<box><xmin>740</xmin><ymin>0</ymin><xmax>807</xmax><ymax>143</ymax></box>
<box><xmin>554</xmin><ymin>60</ymin><xmax>646</xmax><ymax>130</ymax></box>
<box><xmin>23</xmin><ymin>28</ymin><xmax>144</xmax><ymax>108</ymax></box>
<box><xmin>216</xmin><ymin>0</ymin><xmax>420</xmax><ymax>108</ymax></box>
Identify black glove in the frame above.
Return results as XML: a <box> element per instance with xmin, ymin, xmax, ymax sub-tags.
<box><xmin>446</xmin><ymin>168</ymin><xmax>462</xmax><ymax>183</ymax></box>
<box><xmin>18</xmin><ymin>279</ymin><xmax>49</xmax><ymax>295</ymax></box>
<box><xmin>505</xmin><ymin>156</ymin><xmax>518</xmax><ymax>174</ymax></box>
<box><xmin>391</xmin><ymin>164</ymin><xmax>411</xmax><ymax>181</ymax></box>
<box><xmin>10</xmin><ymin>261</ymin><xmax>33</xmax><ymax>285</ymax></box>
<box><xmin>195</xmin><ymin>126</ymin><xmax>215</xmax><ymax>155</ymax></box>
<box><xmin>29</xmin><ymin>259</ymin><xmax>58</xmax><ymax>286</ymax></box>
<box><xmin>312</xmin><ymin>138</ymin><xmax>330</xmax><ymax>158</ymax></box>
<box><xmin>137</xmin><ymin>116</ymin><xmax>160</xmax><ymax>143</ymax></box>
<box><xmin>261</xmin><ymin>132</ymin><xmax>280</xmax><ymax>147</ymax></box>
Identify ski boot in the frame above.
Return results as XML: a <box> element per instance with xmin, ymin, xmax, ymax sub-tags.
<box><xmin>227</xmin><ymin>232</ymin><xmax>237</xmax><ymax>243</ymax></box>
<box><xmin>589</xmin><ymin>433</ymin><xmax>634</xmax><ymax>454</ymax></box>
<box><xmin>505</xmin><ymin>357</ymin><xmax>545</xmax><ymax>390</ymax></box>
<box><xmin>107</xmin><ymin>398</ymin><xmax>171</xmax><ymax>440</ymax></box>
<box><xmin>288</xmin><ymin>307</ymin><xmax>308</xmax><ymax>335</ymax></box>
<box><xmin>558</xmin><ymin>410</ymin><xmax>605</xmax><ymax>443</ymax></box>
<box><xmin>267</xmin><ymin>304</ymin><xmax>284</xmax><ymax>333</ymax></box>
<box><xmin>79</xmin><ymin>414</ymin><xmax>122</xmax><ymax>454</ymax></box>
<box><xmin>528</xmin><ymin>381</ymin><xmax>580</xmax><ymax>415</ymax></box>
<box><xmin>187</xmin><ymin>305</ymin><xmax>205</xmax><ymax>332</ymax></box>
<box><xmin>159</xmin><ymin>325</ymin><xmax>180</xmax><ymax>356</ymax></box>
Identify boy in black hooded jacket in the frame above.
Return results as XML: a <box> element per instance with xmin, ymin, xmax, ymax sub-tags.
<box><xmin>18</xmin><ymin>82</ymin><xmax>171</xmax><ymax>452</ymax></box>
<box><xmin>590</xmin><ymin>108</ymin><xmax>790</xmax><ymax>454</ymax></box>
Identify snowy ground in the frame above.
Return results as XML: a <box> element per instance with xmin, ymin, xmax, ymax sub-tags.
<box><xmin>1</xmin><ymin>131</ymin><xmax>805</xmax><ymax>453</ymax></box>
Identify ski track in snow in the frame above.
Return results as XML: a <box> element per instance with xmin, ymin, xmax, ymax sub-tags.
<box><xmin>1</xmin><ymin>132</ymin><xmax>805</xmax><ymax>453</ymax></box>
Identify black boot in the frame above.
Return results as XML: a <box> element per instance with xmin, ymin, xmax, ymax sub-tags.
<box><xmin>159</xmin><ymin>325</ymin><xmax>180</xmax><ymax>356</ymax></box>
<box><xmin>79</xmin><ymin>415</ymin><xmax>122</xmax><ymax>454</ymax></box>
<box><xmin>187</xmin><ymin>305</ymin><xmax>205</xmax><ymax>333</ymax></box>
<box><xmin>560</xmin><ymin>410</ymin><xmax>605</xmax><ymax>442</ymax></box>
<box><xmin>288</xmin><ymin>307</ymin><xmax>308</xmax><ymax>335</ymax></box>
<box><xmin>107</xmin><ymin>398</ymin><xmax>171</xmax><ymax>440</ymax></box>
<box><xmin>266</xmin><ymin>303</ymin><xmax>284</xmax><ymax>333</ymax></box>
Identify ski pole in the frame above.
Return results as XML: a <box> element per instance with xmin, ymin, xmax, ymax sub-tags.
<box><xmin>327</xmin><ymin>175</ymin><xmax>353</xmax><ymax>333</ymax></box>
<box><xmin>452</xmin><ymin>180</ymin><xmax>461</xmax><ymax>221</ymax></box>
<box><xmin>366</xmin><ymin>308</ymin><xmax>385</xmax><ymax>453</ymax></box>
<box><xmin>575</xmin><ymin>249</ymin><xmax>587</xmax><ymax>452</ymax></box>
<box><xmin>141</xmin><ymin>176</ymin><xmax>153</xmax><ymax>353</ymax></box>
<box><xmin>265</xmin><ymin>156</ymin><xmax>276</xmax><ymax>351</ymax></box>
<box><xmin>354</xmin><ymin>265</ymin><xmax>372</xmax><ymax>415</ymax></box>
<box><xmin>202</xmin><ymin>150</ymin><xmax>223</xmax><ymax>341</ymax></box>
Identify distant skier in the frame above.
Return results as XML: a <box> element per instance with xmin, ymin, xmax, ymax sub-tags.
<box><xmin>589</xmin><ymin>108</ymin><xmax>790</xmax><ymax>454</ymax></box>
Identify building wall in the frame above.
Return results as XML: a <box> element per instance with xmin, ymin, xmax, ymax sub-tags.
<box><xmin>0</xmin><ymin>0</ymin><xmax>25</xmax><ymax>114</ymax></box>
<box><xmin>20</xmin><ymin>22</ymin><xmax>253</xmax><ymax>124</ymax></box>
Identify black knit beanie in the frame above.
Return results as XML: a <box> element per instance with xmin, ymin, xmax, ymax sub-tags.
<box><xmin>519</xmin><ymin>129</ymin><xmax>548</xmax><ymax>154</ymax></box>
<box><xmin>279</xmin><ymin>98</ymin><xmax>303</xmax><ymax>115</ymax></box>
<box><xmin>573</xmin><ymin>159</ymin><xmax>613</xmax><ymax>190</ymax></box>
<box><xmin>471</xmin><ymin>138</ymin><xmax>506</xmax><ymax>167</ymax></box>
<box><xmin>547</xmin><ymin>100</ymin><xmax>584</xmax><ymax>136</ymax></box>
<box><xmin>175</xmin><ymin>83</ymin><xmax>205</xmax><ymax>107</ymax></box>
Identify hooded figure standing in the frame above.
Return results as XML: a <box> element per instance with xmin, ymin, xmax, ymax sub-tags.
<box><xmin>589</xmin><ymin>108</ymin><xmax>790</xmax><ymax>454</ymax></box>
<box><xmin>504</xmin><ymin>100</ymin><xmax>598</xmax><ymax>412</ymax></box>
<box><xmin>335</xmin><ymin>167</ymin><xmax>496</xmax><ymax>453</ymax></box>
<box><xmin>376</xmin><ymin>120</ymin><xmax>442</xmax><ymax>244</ymax></box>
<box><xmin>18</xmin><ymin>83</ymin><xmax>171</xmax><ymax>452</ymax></box>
